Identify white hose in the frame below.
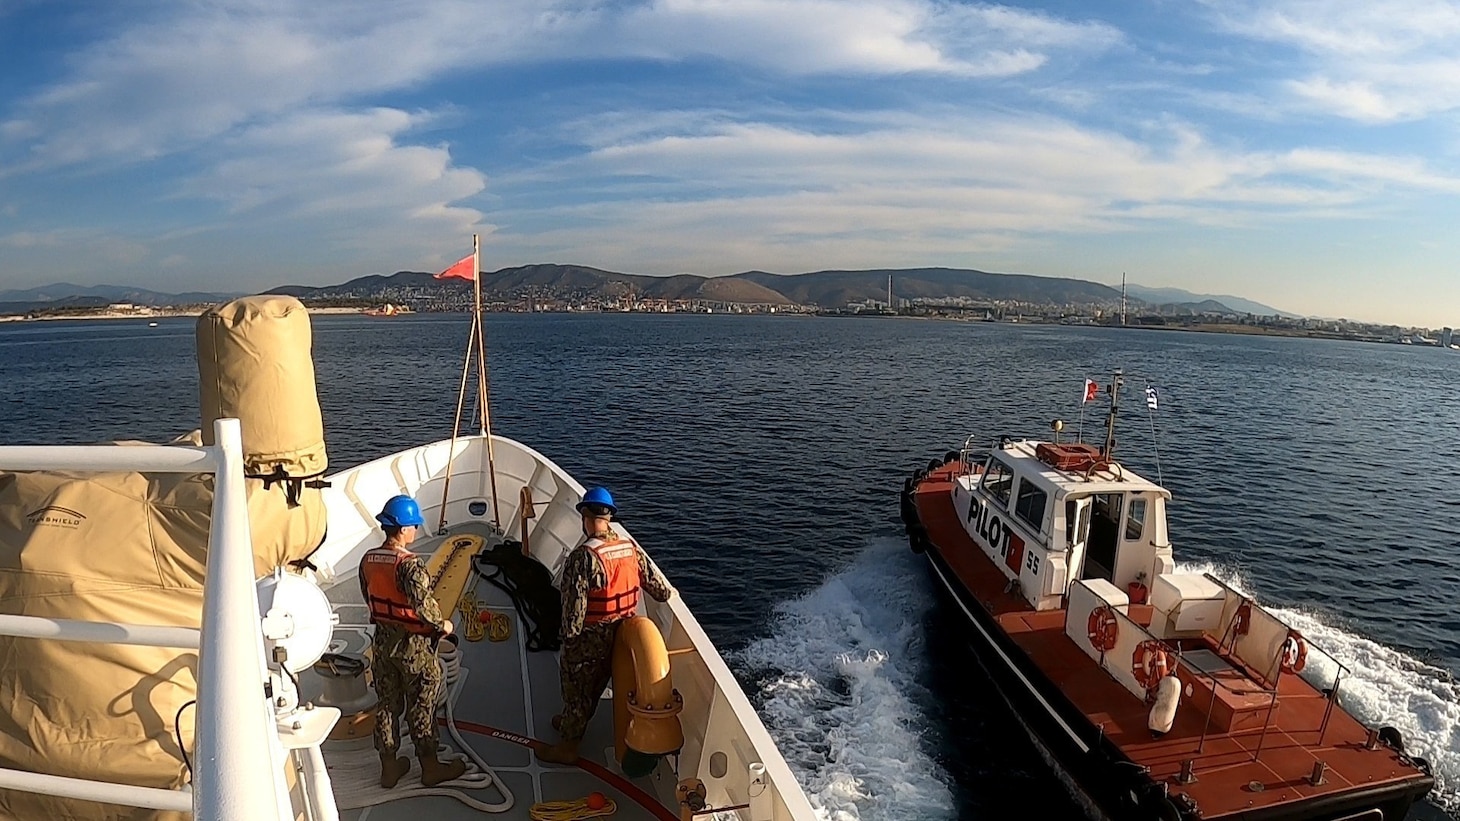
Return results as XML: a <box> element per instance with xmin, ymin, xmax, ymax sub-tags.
<box><xmin>328</xmin><ymin>640</ymin><xmax>515</xmax><ymax>813</ymax></box>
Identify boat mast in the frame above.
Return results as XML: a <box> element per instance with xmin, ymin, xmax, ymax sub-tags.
<box><xmin>1102</xmin><ymin>369</ymin><xmax>1123</xmax><ymax>459</ymax></box>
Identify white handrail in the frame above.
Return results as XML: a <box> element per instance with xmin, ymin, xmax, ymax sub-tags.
<box><xmin>0</xmin><ymin>768</ymin><xmax>192</xmax><ymax>812</ymax></box>
<box><xmin>192</xmin><ymin>418</ymin><xmax>294</xmax><ymax>820</ymax></box>
<box><xmin>0</xmin><ymin>419</ymin><xmax>304</xmax><ymax>820</ymax></box>
<box><xmin>0</xmin><ymin>444</ymin><xmax>216</xmax><ymax>474</ymax></box>
<box><xmin>0</xmin><ymin>615</ymin><xmax>200</xmax><ymax>649</ymax></box>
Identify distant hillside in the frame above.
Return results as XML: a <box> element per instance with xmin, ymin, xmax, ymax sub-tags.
<box><xmin>737</xmin><ymin>267</ymin><xmax>1122</xmax><ymax>306</ymax></box>
<box><xmin>0</xmin><ymin>282</ymin><xmax>235</xmax><ymax>305</ymax></box>
<box><xmin>1125</xmin><ymin>284</ymin><xmax>1296</xmax><ymax>318</ymax></box>
<box><xmin>272</xmin><ymin>265</ymin><xmax>792</xmax><ymax>305</ymax></box>
<box><xmin>486</xmin><ymin>264</ymin><xmax>790</xmax><ymax>304</ymax></box>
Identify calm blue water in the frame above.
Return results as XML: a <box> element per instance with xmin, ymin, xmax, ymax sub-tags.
<box><xmin>2</xmin><ymin>313</ymin><xmax>1457</xmax><ymax>819</ymax></box>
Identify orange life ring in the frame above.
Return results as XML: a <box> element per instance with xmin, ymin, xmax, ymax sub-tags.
<box><xmin>1232</xmin><ymin>602</ymin><xmax>1253</xmax><ymax>638</ymax></box>
<box><xmin>1132</xmin><ymin>640</ymin><xmax>1172</xmax><ymax>690</ymax></box>
<box><xmin>1087</xmin><ymin>606</ymin><xmax>1119</xmax><ymax>653</ymax></box>
<box><xmin>1280</xmin><ymin>630</ymin><xmax>1308</xmax><ymax>674</ymax></box>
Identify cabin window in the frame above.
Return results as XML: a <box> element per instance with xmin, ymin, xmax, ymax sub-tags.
<box><xmin>1125</xmin><ymin>497</ymin><xmax>1148</xmax><ymax>541</ymax></box>
<box><xmin>981</xmin><ymin>459</ymin><xmax>1014</xmax><ymax>507</ymax></box>
<box><xmin>1014</xmin><ymin>480</ymin><xmax>1048</xmax><ymax>531</ymax></box>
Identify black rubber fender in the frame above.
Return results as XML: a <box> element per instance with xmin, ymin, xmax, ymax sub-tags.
<box><xmin>1139</xmin><ymin>785</ymin><xmax>1184</xmax><ymax>821</ymax></box>
<box><xmin>1414</xmin><ymin>756</ymin><xmax>1432</xmax><ymax>776</ymax></box>
<box><xmin>926</xmin><ymin>458</ymin><xmax>941</xmax><ymax>473</ymax></box>
<box><xmin>1378</xmin><ymin>726</ymin><xmax>1405</xmax><ymax>752</ymax></box>
<box><xmin>907</xmin><ymin>523</ymin><xmax>927</xmax><ymax>554</ymax></box>
<box><xmin>944</xmin><ymin>450</ymin><xmax>960</xmax><ymax>465</ymax></box>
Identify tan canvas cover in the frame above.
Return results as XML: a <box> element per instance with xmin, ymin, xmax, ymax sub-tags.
<box><xmin>0</xmin><ymin>469</ymin><xmax>207</xmax><ymax>821</ymax></box>
<box><xmin>197</xmin><ymin>295</ymin><xmax>328</xmax><ymax>479</ymax></box>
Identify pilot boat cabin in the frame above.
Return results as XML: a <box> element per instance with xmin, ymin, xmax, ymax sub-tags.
<box><xmin>906</xmin><ymin>434</ymin><xmax>1433</xmax><ymax>821</ymax></box>
<box><xmin>952</xmin><ymin>440</ymin><xmax>1173</xmax><ymax>614</ymax></box>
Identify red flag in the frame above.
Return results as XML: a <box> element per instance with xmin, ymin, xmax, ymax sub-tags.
<box><xmin>435</xmin><ymin>254</ymin><xmax>475</xmax><ymax>281</ymax></box>
<box><xmin>1083</xmin><ymin>379</ymin><xmax>1099</xmax><ymax>403</ymax></box>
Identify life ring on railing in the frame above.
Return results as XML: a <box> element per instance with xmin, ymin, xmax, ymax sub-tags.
<box><xmin>1232</xmin><ymin>602</ymin><xmax>1253</xmax><ymax>638</ymax></box>
<box><xmin>1132</xmin><ymin>641</ymin><xmax>1172</xmax><ymax>690</ymax></box>
<box><xmin>1087</xmin><ymin>606</ymin><xmax>1119</xmax><ymax>653</ymax></box>
<box><xmin>1280</xmin><ymin>630</ymin><xmax>1308</xmax><ymax>674</ymax></box>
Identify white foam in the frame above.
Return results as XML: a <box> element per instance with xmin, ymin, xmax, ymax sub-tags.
<box><xmin>1180</xmin><ymin>561</ymin><xmax>1460</xmax><ymax>813</ymax></box>
<box><xmin>738</xmin><ymin>539</ymin><xmax>956</xmax><ymax>821</ymax></box>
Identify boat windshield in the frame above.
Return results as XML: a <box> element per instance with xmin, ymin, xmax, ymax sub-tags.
<box><xmin>980</xmin><ymin>457</ymin><xmax>1014</xmax><ymax>507</ymax></box>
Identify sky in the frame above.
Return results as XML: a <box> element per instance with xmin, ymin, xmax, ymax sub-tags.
<box><xmin>1</xmin><ymin>1</ymin><xmax>1459</xmax><ymax>326</ymax></box>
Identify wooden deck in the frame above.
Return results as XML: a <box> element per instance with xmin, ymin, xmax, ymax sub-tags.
<box><xmin>914</xmin><ymin>463</ymin><xmax>1428</xmax><ymax>819</ymax></box>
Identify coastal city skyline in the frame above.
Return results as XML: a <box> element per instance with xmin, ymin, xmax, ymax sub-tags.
<box><xmin>3</xmin><ymin>2</ymin><xmax>1459</xmax><ymax>326</ymax></box>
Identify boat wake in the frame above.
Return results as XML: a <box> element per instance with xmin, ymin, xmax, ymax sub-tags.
<box><xmin>1184</xmin><ymin>561</ymin><xmax>1460</xmax><ymax>816</ymax></box>
<box><xmin>737</xmin><ymin>539</ymin><xmax>957</xmax><ymax>821</ymax></box>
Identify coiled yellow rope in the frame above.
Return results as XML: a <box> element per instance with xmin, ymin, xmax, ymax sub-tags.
<box><xmin>528</xmin><ymin>793</ymin><xmax>616</xmax><ymax>821</ymax></box>
<box><xmin>456</xmin><ymin>593</ymin><xmax>511</xmax><ymax>643</ymax></box>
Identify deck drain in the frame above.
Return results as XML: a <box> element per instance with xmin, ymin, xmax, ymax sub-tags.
<box><xmin>1247</xmin><ymin>781</ymin><xmax>1265</xmax><ymax>792</ymax></box>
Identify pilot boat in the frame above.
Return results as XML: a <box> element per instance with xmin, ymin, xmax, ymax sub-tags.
<box><xmin>0</xmin><ymin>293</ymin><xmax>817</xmax><ymax>821</ymax></box>
<box><xmin>901</xmin><ymin>370</ymin><xmax>1434</xmax><ymax>821</ymax></box>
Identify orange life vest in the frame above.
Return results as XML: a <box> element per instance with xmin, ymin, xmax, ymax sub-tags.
<box><xmin>584</xmin><ymin>536</ymin><xmax>641</xmax><ymax>626</ymax></box>
<box><xmin>360</xmin><ymin>546</ymin><xmax>436</xmax><ymax>635</ymax></box>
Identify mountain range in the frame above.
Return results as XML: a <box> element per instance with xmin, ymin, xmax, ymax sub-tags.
<box><xmin>1</xmin><ymin>266</ymin><xmax>1298</xmax><ymax>316</ymax></box>
<box><xmin>1122</xmin><ymin>284</ymin><xmax>1296</xmax><ymax>318</ymax></box>
<box><xmin>0</xmin><ymin>282</ymin><xmax>236</xmax><ymax>306</ymax></box>
<box><xmin>269</xmin><ymin>264</ymin><xmax>1128</xmax><ymax>308</ymax></box>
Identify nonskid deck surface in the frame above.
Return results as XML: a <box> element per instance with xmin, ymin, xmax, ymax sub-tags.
<box><xmin>307</xmin><ymin>524</ymin><xmax>672</xmax><ymax>821</ymax></box>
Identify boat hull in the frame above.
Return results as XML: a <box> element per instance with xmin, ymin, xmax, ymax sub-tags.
<box><xmin>920</xmin><ymin>542</ymin><xmax>1428</xmax><ymax>821</ymax></box>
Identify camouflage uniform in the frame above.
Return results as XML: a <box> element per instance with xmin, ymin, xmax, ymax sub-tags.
<box><xmin>556</xmin><ymin>535</ymin><xmax>673</xmax><ymax>742</ymax></box>
<box><xmin>360</xmin><ymin>553</ymin><xmax>449</xmax><ymax>756</ymax></box>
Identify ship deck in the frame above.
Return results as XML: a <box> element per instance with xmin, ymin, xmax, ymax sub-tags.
<box><xmin>304</xmin><ymin>523</ymin><xmax>674</xmax><ymax>821</ymax></box>
<box><xmin>914</xmin><ymin>463</ymin><xmax>1425</xmax><ymax>820</ymax></box>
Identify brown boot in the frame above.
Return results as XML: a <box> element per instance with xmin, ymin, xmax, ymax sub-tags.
<box><xmin>534</xmin><ymin>739</ymin><xmax>580</xmax><ymax>765</ymax></box>
<box><xmin>418</xmin><ymin>749</ymin><xmax>467</xmax><ymax>786</ymax></box>
<box><xmin>379</xmin><ymin>752</ymin><xmax>410</xmax><ymax>789</ymax></box>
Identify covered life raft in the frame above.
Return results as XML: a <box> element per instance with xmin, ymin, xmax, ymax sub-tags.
<box><xmin>0</xmin><ymin>295</ymin><xmax>330</xmax><ymax>819</ymax></box>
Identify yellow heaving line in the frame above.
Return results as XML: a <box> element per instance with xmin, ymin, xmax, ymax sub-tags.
<box><xmin>423</xmin><ymin>533</ymin><xmax>509</xmax><ymax>643</ymax></box>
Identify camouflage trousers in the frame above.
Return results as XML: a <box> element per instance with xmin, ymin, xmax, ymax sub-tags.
<box><xmin>371</xmin><ymin>626</ymin><xmax>444</xmax><ymax>756</ymax></box>
<box><xmin>556</xmin><ymin>621</ymin><xmax>620</xmax><ymax>742</ymax></box>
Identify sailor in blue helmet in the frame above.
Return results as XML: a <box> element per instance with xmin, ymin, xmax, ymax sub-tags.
<box><xmin>536</xmin><ymin>486</ymin><xmax>676</xmax><ymax>764</ymax></box>
<box><xmin>358</xmin><ymin>495</ymin><xmax>467</xmax><ymax>788</ymax></box>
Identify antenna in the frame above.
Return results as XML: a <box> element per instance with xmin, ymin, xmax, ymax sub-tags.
<box><xmin>1102</xmin><ymin>369</ymin><xmax>1123</xmax><ymax>459</ymax></box>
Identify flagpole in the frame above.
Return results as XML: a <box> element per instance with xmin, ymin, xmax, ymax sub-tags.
<box><xmin>473</xmin><ymin>233</ymin><xmax>502</xmax><ymax>530</ymax></box>
<box><xmin>1146</xmin><ymin>384</ymin><xmax>1164</xmax><ymax>486</ymax></box>
<box><xmin>437</xmin><ymin>310</ymin><xmax>478</xmax><ymax>535</ymax></box>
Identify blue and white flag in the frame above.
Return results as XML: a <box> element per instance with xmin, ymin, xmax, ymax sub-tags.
<box><xmin>1145</xmin><ymin>385</ymin><xmax>1159</xmax><ymax>411</ymax></box>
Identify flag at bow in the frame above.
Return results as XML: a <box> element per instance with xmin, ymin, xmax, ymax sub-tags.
<box><xmin>435</xmin><ymin>253</ymin><xmax>475</xmax><ymax>281</ymax></box>
<box><xmin>1145</xmin><ymin>385</ymin><xmax>1159</xmax><ymax>411</ymax></box>
<box><xmin>1083</xmin><ymin>379</ymin><xmax>1099</xmax><ymax>404</ymax></box>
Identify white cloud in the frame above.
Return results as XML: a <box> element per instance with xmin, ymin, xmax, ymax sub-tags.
<box><xmin>482</xmin><ymin>113</ymin><xmax>1459</xmax><ymax>274</ymax></box>
<box><xmin>1206</xmin><ymin>0</ymin><xmax>1460</xmax><ymax>121</ymax></box>
<box><xmin>0</xmin><ymin>0</ymin><xmax>1117</xmax><ymax>171</ymax></box>
<box><xmin>181</xmin><ymin>107</ymin><xmax>489</xmax><ymax>261</ymax></box>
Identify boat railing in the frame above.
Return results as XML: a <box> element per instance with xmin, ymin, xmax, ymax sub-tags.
<box><xmin>0</xmin><ymin>419</ymin><xmax>300</xmax><ymax>820</ymax></box>
<box><xmin>1199</xmin><ymin>573</ymin><xmax>1352</xmax><ymax>743</ymax></box>
<box><xmin>957</xmin><ymin>434</ymin><xmax>989</xmax><ymax>476</ymax></box>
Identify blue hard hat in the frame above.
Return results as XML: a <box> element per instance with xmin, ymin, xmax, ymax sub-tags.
<box><xmin>376</xmin><ymin>495</ymin><xmax>425</xmax><ymax>528</ymax></box>
<box><xmin>576</xmin><ymin>486</ymin><xmax>617</xmax><ymax>516</ymax></box>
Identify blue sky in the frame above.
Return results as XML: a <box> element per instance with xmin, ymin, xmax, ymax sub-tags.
<box><xmin>2</xmin><ymin>0</ymin><xmax>1459</xmax><ymax>326</ymax></box>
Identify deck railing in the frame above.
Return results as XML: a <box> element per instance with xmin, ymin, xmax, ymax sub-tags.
<box><xmin>0</xmin><ymin>419</ymin><xmax>297</xmax><ymax>819</ymax></box>
<box><xmin>1198</xmin><ymin>572</ymin><xmax>1352</xmax><ymax>745</ymax></box>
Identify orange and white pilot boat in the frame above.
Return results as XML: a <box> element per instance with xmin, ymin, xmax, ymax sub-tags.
<box><xmin>901</xmin><ymin>370</ymin><xmax>1434</xmax><ymax>821</ymax></box>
